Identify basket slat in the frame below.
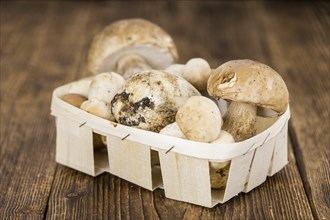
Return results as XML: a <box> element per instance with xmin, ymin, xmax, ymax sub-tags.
<box><xmin>220</xmin><ymin>150</ymin><xmax>255</xmax><ymax>203</ymax></box>
<box><xmin>159</xmin><ymin>151</ymin><xmax>212</xmax><ymax>207</ymax></box>
<box><xmin>56</xmin><ymin>116</ymin><xmax>96</xmax><ymax>176</ymax></box>
<box><xmin>244</xmin><ymin>137</ymin><xmax>276</xmax><ymax>192</ymax></box>
<box><xmin>268</xmin><ymin>121</ymin><xmax>289</xmax><ymax>176</ymax></box>
<box><xmin>106</xmin><ymin>135</ymin><xmax>154</xmax><ymax>190</ymax></box>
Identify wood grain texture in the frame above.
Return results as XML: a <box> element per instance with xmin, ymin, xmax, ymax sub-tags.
<box><xmin>258</xmin><ymin>2</ymin><xmax>330</xmax><ymax>219</ymax></box>
<box><xmin>1</xmin><ymin>1</ymin><xmax>328</xmax><ymax>219</ymax></box>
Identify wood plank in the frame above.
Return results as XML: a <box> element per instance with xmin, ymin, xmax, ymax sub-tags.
<box><xmin>258</xmin><ymin>2</ymin><xmax>330</xmax><ymax>219</ymax></box>
<box><xmin>0</xmin><ymin>2</ymin><xmax>60</xmax><ymax>219</ymax></box>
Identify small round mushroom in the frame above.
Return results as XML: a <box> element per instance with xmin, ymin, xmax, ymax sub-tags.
<box><xmin>176</xmin><ymin>96</ymin><xmax>222</xmax><ymax>142</ymax></box>
<box><xmin>86</xmin><ymin>18</ymin><xmax>178</xmax><ymax>79</ymax></box>
<box><xmin>81</xmin><ymin>99</ymin><xmax>113</xmax><ymax>120</ymax></box>
<box><xmin>209</xmin><ymin>131</ymin><xmax>235</xmax><ymax>189</ymax></box>
<box><xmin>207</xmin><ymin>59</ymin><xmax>289</xmax><ymax>141</ymax></box>
<box><xmin>88</xmin><ymin>72</ymin><xmax>125</xmax><ymax>103</ymax></box>
<box><xmin>111</xmin><ymin>70</ymin><xmax>200</xmax><ymax>132</ymax></box>
<box><xmin>183</xmin><ymin>58</ymin><xmax>212</xmax><ymax>91</ymax></box>
<box><xmin>80</xmin><ymin>72</ymin><xmax>125</xmax><ymax>121</ymax></box>
<box><xmin>61</xmin><ymin>93</ymin><xmax>87</xmax><ymax>108</ymax></box>
<box><xmin>164</xmin><ymin>64</ymin><xmax>185</xmax><ymax>77</ymax></box>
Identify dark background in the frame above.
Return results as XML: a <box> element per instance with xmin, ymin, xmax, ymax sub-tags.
<box><xmin>0</xmin><ymin>1</ymin><xmax>329</xmax><ymax>219</ymax></box>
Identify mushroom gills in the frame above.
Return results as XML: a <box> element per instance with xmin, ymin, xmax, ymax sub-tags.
<box><xmin>116</xmin><ymin>54</ymin><xmax>153</xmax><ymax>79</ymax></box>
<box><xmin>99</xmin><ymin>45</ymin><xmax>175</xmax><ymax>78</ymax></box>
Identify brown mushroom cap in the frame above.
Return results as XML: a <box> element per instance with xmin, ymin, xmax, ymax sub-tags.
<box><xmin>87</xmin><ymin>18</ymin><xmax>178</xmax><ymax>74</ymax></box>
<box><xmin>207</xmin><ymin>59</ymin><xmax>289</xmax><ymax>114</ymax></box>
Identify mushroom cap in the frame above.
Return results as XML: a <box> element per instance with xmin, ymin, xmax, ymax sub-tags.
<box><xmin>81</xmin><ymin>99</ymin><xmax>114</xmax><ymax>120</ymax></box>
<box><xmin>88</xmin><ymin>72</ymin><xmax>125</xmax><ymax>103</ymax></box>
<box><xmin>207</xmin><ymin>59</ymin><xmax>289</xmax><ymax>114</ymax></box>
<box><xmin>183</xmin><ymin>58</ymin><xmax>212</xmax><ymax>91</ymax></box>
<box><xmin>87</xmin><ymin>18</ymin><xmax>178</xmax><ymax>74</ymax></box>
<box><xmin>111</xmin><ymin>70</ymin><xmax>200</xmax><ymax>132</ymax></box>
<box><xmin>176</xmin><ymin>96</ymin><xmax>222</xmax><ymax>142</ymax></box>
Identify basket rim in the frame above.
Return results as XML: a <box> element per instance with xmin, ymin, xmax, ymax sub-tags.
<box><xmin>51</xmin><ymin>79</ymin><xmax>290</xmax><ymax>161</ymax></box>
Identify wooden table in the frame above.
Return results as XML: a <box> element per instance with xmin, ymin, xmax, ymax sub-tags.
<box><xmin>1</xmin><ymin>1</ymin><xmax>329</xmax><ymax>219</ymax></box>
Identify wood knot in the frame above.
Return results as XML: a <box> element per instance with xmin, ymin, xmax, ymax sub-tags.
<box><xmin>66</xmin><ymin>191</ymin><xmax>87</xmax><ymax>199</ymax></box>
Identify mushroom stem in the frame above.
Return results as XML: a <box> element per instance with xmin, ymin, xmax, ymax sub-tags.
<box><xmin>222</xmin><ymin>101</ymin><xmax>257</xmax><ymax>141</ymax></box>
<box><xmin>116</xmin><ymin>54</ymin><xmax>153</xmax><ymax>79</ymax></box>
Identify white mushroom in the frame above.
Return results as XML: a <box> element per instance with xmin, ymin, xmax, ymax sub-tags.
<box><xmin>86</xmin><ymin>18</ymin><xmax>178</xmax><ymax>79</ymax></box>
<box><xmin>111</xmin><ymin>70</ymin><xmax>200</xmax><ymax>132</ymax></box>
<box><xmin>175</xmin><ymin>96</ymin><xmax>222</xmax><ymax>142</ymax></box>
<box><xmin>81</xmin><ymin>99</ymin><xmax>113</xmax><ymax>120</ymax></box>
<box><xmin>164</xmin><ymin>64</ymin><xmax>185</xmax><ymax>77</ymax></box>
<box><xmin>88</xmin><ymin>72</ymin><xmax>125</xmax><ymax>103</ymax></box>
<box><xmin>207</xmin><ymin>59</ymin><xmax>289</xmax><ymax>141</ymax></box>
<box><xmin>159</xmin><ymin>122</ymin><xmax>185</xmax><ymax>139</ymax></box>
<box><xmin>80</xmin><ymin>72</ymin><xmax>125</xmax><ymax>121</ymax></box>
<box><xmin>183</xmin><ymin>58</ymin><xmax>212</xmax><ymax>91</ymax></box>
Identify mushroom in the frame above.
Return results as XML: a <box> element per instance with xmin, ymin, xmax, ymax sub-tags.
<box><xmin>81</xmin><ymin>99</ymin><xmax>113</xmax><ymax>120</ymax></box>
<box><xmin>88</xmin><ymin>72</ymin><xmax>125</xmax><ymax>103</ymax></box>
<box><xmin>86</xmin><ymin>18</ymin><xmax>178</xmax><ymax>79</ymax></box>
<box><xmin>111</xmin><ymin>70</ymin><xmax>200</xmax><ymax>132</ymax></box>
<box><xmin>183</xmin><ymin>58</ymin><xmax>212</xmax><ymax>91</ymax></box>
<box><xmin>164</xmin><ymin>64</ymin><xmax>185</xmax><ymax>77</ymax></box>
<box><xmin>175</xmin><ymin>96</ymin><xmax>222</xmax><ymax>142</ymax></box>
<box><xmin>61</xmin><ymin>93</ymin><xmax>87</xmax><ymax>108</ymax></box>
<box><xmin>159</xmin><ymin>122</ymin><xmax>186</xmax><ymax>139</ymax></box>
<box><xmin>207</xmin><ymin>59</ymin><xmax>289</xmax><ymax>141</ymax></box>
<box><xmin>80</xmin><ymin>72</ymin><xmax>125</xmax><ymax>121</ymax></box>
<box><xmin>209</xmin><ymin>131</ymin><xmax>235</xmax><ymax>189</ymax></box>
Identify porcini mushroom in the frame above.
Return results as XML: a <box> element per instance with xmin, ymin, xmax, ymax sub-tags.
<box><xmin>111</xmin><ymin>70</ymin><xmax>200</xmax><ymax>132</ymax></box>
<box><xmin>80</xmin><ymin>72</ymin><xmax>125</xmax><ymax>121</ymax></box>
<box><xmin>176</xmin><ymin>96</ymin><xmax>222</xmax><ymax>142</ymax></box>
<box><xmin>88</xmin><ymin>72</ymin><xmax>125</xmax><ymax>103</ymax></box>
<box><xmin>81</xmin><ymin>99</ymin><xmax>113</xmax><ymax>120</ymax></box>
<box><xmin>86</xmin><ymin>18</ymin><xmax>178</xmax><ymax>79</ymax></box>
<box><xmin>183</xmin><ymin>58</ymin><xmax>212</xmax><ymax>91</ymax></box>
<box><xmin>207</xmin><ymin>59</ymin><xmax>289</xmax><ymax>141</ymax></box>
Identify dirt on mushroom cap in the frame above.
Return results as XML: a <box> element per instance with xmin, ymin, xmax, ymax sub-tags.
<box><xmin>207</xmin><ymin>59</ymin><xmax>289</xmax><ymax>114</ymax></box>
<box><xmin>111</xmin><ymin>70</ymin><xmax>200</xmax><ymax>132</ymax></box>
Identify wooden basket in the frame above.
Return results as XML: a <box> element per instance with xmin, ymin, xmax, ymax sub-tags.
<box><xmin>50</xmin><ymin>79</ymin><xmax>290</xmax><ymax>208</ymax></box>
